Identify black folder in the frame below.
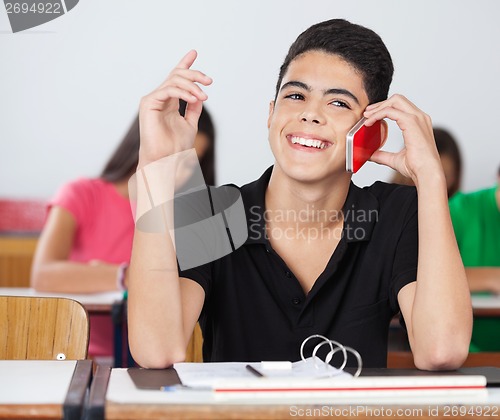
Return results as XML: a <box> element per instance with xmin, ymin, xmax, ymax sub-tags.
<box><xmin>128</xmin><ymin>367</ymin><xmax>182</xmax><ymax>389</ymax></box>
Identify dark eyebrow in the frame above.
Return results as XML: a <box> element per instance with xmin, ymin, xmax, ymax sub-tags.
<box><xmin>324</xmin><ymin>88</ymin><xmax>360</xmax><ymax>105</ymax></box>
<box><xmin>280</xmin><ymin>81</ymin><xmax>360</xmax><ymax>105</ymax></box>
<box><xmin>280</xmin><ymin>81</ymin><xmax>310</xmax><ymax>92</ymax></box>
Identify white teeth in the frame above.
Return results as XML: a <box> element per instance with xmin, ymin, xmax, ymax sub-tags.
<box><xmin>290</xmin><ymin>136</ymin><xmax>327</xmax><ymax>149</ymax></box>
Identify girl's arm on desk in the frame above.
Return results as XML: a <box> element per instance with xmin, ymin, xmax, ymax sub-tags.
<box><xmin>31</xmin><ymin>206</ymin><xmax>123</xmax><ymax>293</ymax></box>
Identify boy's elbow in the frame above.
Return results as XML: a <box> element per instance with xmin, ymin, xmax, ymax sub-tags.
<box><xmin>130</xmin><ymin>343</ymin><xmax>186</xmax><ymax>369</ymax></box>
<box><xmin>413</xmin><ymin>343</ymin><xmax>469</xmax><ymax>371</ymax></box>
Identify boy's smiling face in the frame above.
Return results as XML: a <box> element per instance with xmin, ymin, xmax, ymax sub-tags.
<box><xmin>268</xmin><ymin>50</ymin><xmax>370</xmax><ymax>183</ymax></box>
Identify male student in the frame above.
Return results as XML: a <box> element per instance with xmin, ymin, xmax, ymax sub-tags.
<box><xmin>128</xmin><ymin>19</ymin><xmax>472</xmax><ymax>370</ymax></box>
<box><xmin>449</xmin><ymin>165</ymin><xmax>500</xmax><ymax>351</ymax></box>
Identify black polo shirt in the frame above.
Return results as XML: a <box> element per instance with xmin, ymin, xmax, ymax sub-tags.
<box><xmin>179</xmin><ymin>166</ymin><xmax>418</xmax><ymax>367</ymax></box>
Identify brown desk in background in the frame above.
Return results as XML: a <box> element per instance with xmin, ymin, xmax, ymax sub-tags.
<box><xmin>388</xmin><ymin>351</ymin><xmax>500</xmax><ymax>369</ymax></box>
<box><xmin>0</xmin><ymin>198</ymin><xmax>45</xmax><ymax>287</ymax></box>
<box><xmin>0</xmin><ymin>234</ymin><xmax>38</xmax><ymax>287</ymax></box>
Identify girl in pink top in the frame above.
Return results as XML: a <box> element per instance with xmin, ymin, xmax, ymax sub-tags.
<box><xmin>31</xmin><ymin>102</ymin><xmax>216</xmax><ymax>361</ymax></box>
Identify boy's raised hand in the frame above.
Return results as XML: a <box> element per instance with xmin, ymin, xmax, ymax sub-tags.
<box><xmin>138</xmin><ymin>50</ymin><xmax>212</xmax><ymax>168</ymax></box>
<box><xmin>363</xmin><ymin>94</ymin><xmax>442</xmax><ymax>184</ymax></box>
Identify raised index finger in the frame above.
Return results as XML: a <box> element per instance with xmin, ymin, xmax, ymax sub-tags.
<box><xmin>157</xmin><ymin>50</ymin><xmax>211</xmax><ymax>90</ymax></box>
<box><xmin>176</xmin><ymin>49</ymin><xmax>198</xmax><ymax>70</ymax></box>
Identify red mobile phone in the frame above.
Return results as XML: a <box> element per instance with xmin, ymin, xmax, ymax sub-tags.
<box><xmin>346</xmin><ymin>117</ymin><xmax>382</xmax><ymax>173</ymax></box>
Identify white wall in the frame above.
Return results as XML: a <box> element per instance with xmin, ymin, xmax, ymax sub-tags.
<box><xmin>1</xmin><ymin>0</ymin><xmax>499</xmax><ymax>199</ymax></box>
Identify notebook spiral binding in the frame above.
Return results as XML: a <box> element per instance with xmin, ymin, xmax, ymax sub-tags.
<box><xmin>300</xmin><ymin>334</ymin><xmax>363</xmax><ymax>377</ymax></box>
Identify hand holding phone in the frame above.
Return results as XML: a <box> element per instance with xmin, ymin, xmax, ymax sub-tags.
<box><xmin>346</xmin><ymin>117</ymin><xmax>383</xmax><ymax>173</ymax></box>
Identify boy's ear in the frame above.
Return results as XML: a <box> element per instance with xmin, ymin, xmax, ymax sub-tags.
<box><xmin>267</xmin><ymin>100</ymin><xmax>275</xmax><ymax>129</ymax></box>
<box><xmin>379</xmin><ymin>120</ymin><xmax>389</xmax><ymax>148</ymax></box>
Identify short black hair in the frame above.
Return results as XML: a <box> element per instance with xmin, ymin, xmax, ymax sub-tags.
<box><xmin>433</xmin><ymin>127</ymin><xmax>462</xmax><ymax>198</ymax></box>
<box><xmin>275</xmin><ymin>19</ymin><xmax>394</xmax><ymax>104</ymax></box>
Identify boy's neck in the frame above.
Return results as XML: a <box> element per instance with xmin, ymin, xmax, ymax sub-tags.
<box><xmin>266</xmin><ymin>166</ymin><xmax>351</xmax><ymax>228</ymax></box>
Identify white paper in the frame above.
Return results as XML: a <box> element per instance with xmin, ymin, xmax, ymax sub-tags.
<box><xmin>174</xmin><ymin>357</ymin><xmax>351</xmax><ymax>388</ymax></box>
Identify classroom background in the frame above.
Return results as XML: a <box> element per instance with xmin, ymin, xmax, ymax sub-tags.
<box><xmin>1</xmin><ymin>0</ymin><xmax>499</xmax><ymax>199</ymax></box>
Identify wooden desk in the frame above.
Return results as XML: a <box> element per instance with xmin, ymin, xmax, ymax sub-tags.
<box><xmin>0</xmin><ymin>359</ymin><xmax>92</xmax><ymax>420</ymax></box>
<box><xmin>0</xmin><ymin>235</ymin><xmax>39</xmax><ymax>287</ymax></box>
<box><xmin>472</xmin><ymin>294</ymin><xmax>500</xmax><ymax>317</ymax></box>
<box><xmin>388</xmin><ymin>351</ymin><xmax>500</xmax><ymax>369</ymax></box>
<box><xmin>87</xmin><ymin>366</ymin><xmax>500</xmax><ymax>420</ymax></box>
<box><xmin>0</xmin><ymin>287</ymin><xmax>127</xmax><ymax>366</ymax></box>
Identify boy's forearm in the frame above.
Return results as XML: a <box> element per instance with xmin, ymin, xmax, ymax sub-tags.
<box><xmin>127</xmin><ymin>157</ymin><xmax>186</xmax><ymax>368</ymax></box>
<box><xmin>128</xmin><ymin>228</ymin><xmax>186</xmax><ymax>368</ymax></box>
<box><xmin>410</xmin><ymin>172</ymin><xmax>472</xmax><ymax>369</ymax></box>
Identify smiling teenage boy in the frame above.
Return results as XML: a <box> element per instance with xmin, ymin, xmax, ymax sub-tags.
<box><xmin>128</xmin><ymin>19</ymin><xmax>472</xmax><ymax>369</ymax></box>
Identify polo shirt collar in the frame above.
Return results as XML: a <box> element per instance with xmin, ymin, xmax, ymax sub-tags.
<box><xmin>342</xmin><ymin>179</ymin><xmax>379</xmax><ymax>242</ymax></box>
<box><xmin>242</xmin><ymin>167</ymin><xmax>271</xmax><ymax>245</ymax></box>
<box><xmin>241</xmin><ymin>166</ymin><xmax>379</xmax><ymax>245</ymax></box>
